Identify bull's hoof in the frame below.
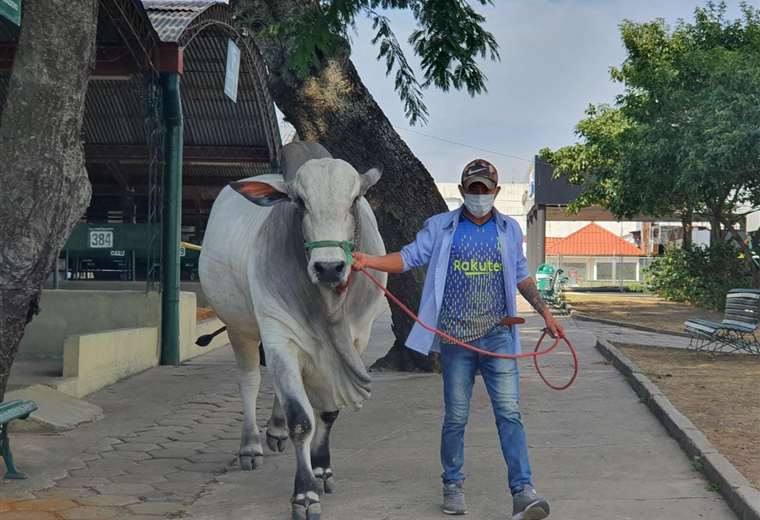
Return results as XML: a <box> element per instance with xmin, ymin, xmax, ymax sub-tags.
<box><xmin>239</xmin><ymin>453</ymin><xmax>263</xmax><ymax>471</ymax></box>
<box><xmin>292</xmin><ymin>492</ymin><xmax>320</xmax><ymax>520</ymax></box>
<box><xmin>313</xmin><ymin>468</ymin><xmax>335</xmax><ymax>495</ymax></box>
<box><xmin>266</xmin><ymin>430</ymin><xmax>288</xmax><ymax>452</ymax></box>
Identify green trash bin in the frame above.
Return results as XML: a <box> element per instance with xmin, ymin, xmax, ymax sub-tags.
<box><xmin>536</xmin><ymin>263</ymin><xmax>556</xmax><ymax>295</ymax></box>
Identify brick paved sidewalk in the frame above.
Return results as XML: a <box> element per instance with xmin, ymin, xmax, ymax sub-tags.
<box><xmin>1</xmin><ymin>348</ymin><xmax>277</xmax><ymax>519</ymax></box>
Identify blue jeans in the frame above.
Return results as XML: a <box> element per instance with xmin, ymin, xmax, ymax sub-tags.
<box><xmin>440</xmin><ymin>325</ymin><xmax>533</xmax><ymax>495</ymax></box>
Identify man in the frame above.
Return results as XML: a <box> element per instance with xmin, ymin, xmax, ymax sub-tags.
<box><xmin>352</xmin><ymin>159</ymin><xmax>564</xmax><ymax>520</ymax></box>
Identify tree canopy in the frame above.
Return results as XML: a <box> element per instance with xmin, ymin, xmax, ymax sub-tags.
<box><xmin>540</xmin><ymin>2</ymin><xmax>760</xmax><ymax>235</ymax></box>
<box><xmin>237</xmin><ymin>0</ymin><xmax>500</xmax><ymax>125</ymax></box>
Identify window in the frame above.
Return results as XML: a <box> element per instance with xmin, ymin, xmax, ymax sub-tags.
<box><xmin>616</xmin><ymin>262</ymin><xmax>637</xmax><ymax>281</ymax></box>
<box><xmin>560</xmin><ymin>262</ymin><xmax>586</xmax><ymax>286</ymax></box>
<box><xmin>595</xmin><ymin>261</ymin><xmax>613</xmax><ymax>280</ymax></box>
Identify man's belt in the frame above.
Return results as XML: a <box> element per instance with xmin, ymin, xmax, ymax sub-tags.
<box><xmin>499</xmin><ymin>316</ymin><xmax>526</xmax><ymax>326</ymax></box>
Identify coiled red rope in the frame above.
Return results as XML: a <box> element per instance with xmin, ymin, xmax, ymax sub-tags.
<box><xmin>357</xmin><ymin>267</ymin><xmax>579</xmax><ymax>391</ymax></box>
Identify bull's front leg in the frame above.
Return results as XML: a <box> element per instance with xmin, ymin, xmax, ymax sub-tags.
<box><xmin>229</xmin><ymin>330</ymin><xmax>264</xmax><ymax>470</ymax></box>
<box><xmin>311</xmin><ymin>410</ymin><xmax>339</xmax><ymax>495</ymax></box>
<box><xmin>268</xmin><ymin>348</ymin><xmax>321</xmax><ymax>520</ymax></box>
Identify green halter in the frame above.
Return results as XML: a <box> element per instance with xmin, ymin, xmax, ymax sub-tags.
<box><xmin>303</xmin><ymin>240</ymin><xmax>355</xmax><ymax>267</ymax></box>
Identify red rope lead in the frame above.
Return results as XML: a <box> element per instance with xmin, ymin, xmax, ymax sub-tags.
<box><xmin>357</xmin><ymin>267</ymin><xmax>579</xmax><ymax>391</ymax></box>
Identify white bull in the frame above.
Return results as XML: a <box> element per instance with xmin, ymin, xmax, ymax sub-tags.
<box><xmin>199</xmin><ymin>142</ymin><xmax>387</xmax><ymax>520</ymax></box>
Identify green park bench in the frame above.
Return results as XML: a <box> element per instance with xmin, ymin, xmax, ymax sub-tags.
<box><xmin>0</xmin><ymin>399</ymin><xmax>38</xmax><ymax>479</ymax></box>
<box><xmin>684</xmin><ymin>289</ymin><xmax>760</xmax><ymax>354</ymax></box>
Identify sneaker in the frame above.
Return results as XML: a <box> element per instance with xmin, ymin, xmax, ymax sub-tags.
<box><xmin>512</xmin><ymin>485</ymin><xmax>550</xmax><ymax>520</ymax></box>
<box><xmin>442</xmin><ymin>481</ymin><xmax>467</xmax><ymax>515</ymax></box>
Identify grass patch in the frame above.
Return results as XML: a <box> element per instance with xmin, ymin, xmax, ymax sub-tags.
<box><xmin>567</xmin><ymin>293</ymin><xmax>722</xmax><ymax>334</ymax></box>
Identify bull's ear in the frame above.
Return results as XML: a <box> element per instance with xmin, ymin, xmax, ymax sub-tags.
<box><xmin>359</xmin><ymin>167</ymin><xmax>382</xmax><ymax>196</ymax></box>
<box><xmin>230</xmin><ymin>179</ymin><xmax>291</xmax><ymax>206</ymax></box>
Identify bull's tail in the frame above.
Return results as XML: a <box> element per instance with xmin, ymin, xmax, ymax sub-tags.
<box><xmin>196</xmin><ymin>327</ymin><xmax>267</xmax><ymax>366</ymax></box>
<box><xmin>195</xmin><ymin>326</ymin><xmax>227</xmax><ymax>346</ymax></box>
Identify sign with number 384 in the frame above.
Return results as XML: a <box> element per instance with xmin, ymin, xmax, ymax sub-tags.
<box><xmin>89</xmin><ymin>230</ymin><xmax>114</xmax><ymax>249</ymax></box>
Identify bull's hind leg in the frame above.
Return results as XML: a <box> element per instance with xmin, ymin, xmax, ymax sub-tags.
<box><xmin>268</xmin><ymin>349</ymin><xmax>321</xmax><ymax>520</ymax></box>
<box><xmin>265</xmin><ymin>393</ymin><xmax>289</xmax><ymax>452</ymax></box>
<box><xmin>311</xmin><ymin>410</ymin><xmax>338</xmax><ymax>495</ymax></box>
<box><xmin>228</xmin><ymin>329</ymin><xmax>264</xmax><ymax>470</ymax></box>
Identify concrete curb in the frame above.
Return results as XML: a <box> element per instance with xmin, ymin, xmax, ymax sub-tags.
<box><xmin>595</xmin><ymin>336</ymin><xmax>760</xmax><ymax>520</ymax></box>
<box><xmin>573</xmin><ymin>311</ymin><xmax>691</xmax><ymax>338</ymax></box>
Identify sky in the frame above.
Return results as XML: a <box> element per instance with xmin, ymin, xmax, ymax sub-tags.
<box><xmin>331</xmin><ymin>0</ymin><xmax>750</xmax><ymax>184</ymax></box>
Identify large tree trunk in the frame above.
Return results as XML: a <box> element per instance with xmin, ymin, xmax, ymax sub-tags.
<box><xmin>241</xmin><ymin>1</ymin><xmax>447</xmax><ymax>371</ymax></box>
<box><xmin>0</xmin><ymin>1</ymin><xmax>97</xmax><ymax>399</ymax></box>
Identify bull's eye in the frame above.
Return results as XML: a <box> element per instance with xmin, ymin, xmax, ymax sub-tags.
<box><xmin>294</xmin><ymin>197</ymin><xmax>306</xmax><ymax>209</ymax></box>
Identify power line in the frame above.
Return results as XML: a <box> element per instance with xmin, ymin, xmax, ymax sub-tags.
<box><xmin>393</xmin><ymin>125</ymin><xmax>531</xmax><ymax>162</ymax></box>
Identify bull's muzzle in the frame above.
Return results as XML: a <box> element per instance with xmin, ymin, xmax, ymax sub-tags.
<box><xmin>313</xmin><ymin>260</ymin><xmax>346</xmax><ymax>284</ymax></box>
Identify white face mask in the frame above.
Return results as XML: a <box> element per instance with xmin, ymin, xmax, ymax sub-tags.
<box><xmin>463</xmin><ymin>193</ymin><xmax>495</xmax><ymax>218</ymax></box>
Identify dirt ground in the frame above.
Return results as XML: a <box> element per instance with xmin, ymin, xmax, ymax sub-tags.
<box><xmin>615</xmin><ymin>343</ymin><xmax>760</xmax><ymax>488</ymax></box>
<box><xmin>567</xmin><ymin>293</ymin><xmax>722</xmax><ymax>334</ymax></box>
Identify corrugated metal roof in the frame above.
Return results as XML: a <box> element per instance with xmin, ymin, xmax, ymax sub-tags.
<box><xmin>142</xmin><ymin>0</ymin><xmax>223</xmax><ymax>42</ymax></box>
<box><xmin>84</xmin><ymin>78</ymin><xmax>148</xmax><ymax>145</ymax></box>
<box><xmin>1</xmin><ymin>0</ymin><xmax>280</xmax><ymax>201</ymax></box>
<box><xmin>545</xmin><ymin>223</ymin><xmax>644</xmax><ymax>257</ymax></box>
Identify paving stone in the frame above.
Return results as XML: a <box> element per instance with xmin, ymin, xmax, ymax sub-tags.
<box><xmin>101</xmin><ymin>450</ymin><xmax>152</xmax><ymax>461</ymax></box>
<box><xmin>155</xmin><ymin>441</ymin><xmax>205</xmax><ymax>451</ymax></box>
<box><xmin>186</xmin><ymin>452</ymin><xmax>235</xmax><ymax>464</ymax></box>
<box><xmin>124</xmin><ymin>459</ymin><xmax>185</xmax><ymax>473</ymax></box>
<box><xmin>213</xmin><ymin>431</ymin><xmax>242</xmax><ymax>440</ymax></box>
<box><xmin>203</xmin><ymin>439</ymin><xmax>239</xmax><ymax>450</ymax></box>
<box><xmin>113</xmin><ymin>443</ymin><xmax>161</xmax><ymax>452</ymax></box>
<box><xmin>151</xmin><ymin>481</ymin><xmax>205</xmax><ymax>494</ymax></box>
<box><xmin>14</xmin><ymin>499</ymin><xmax>78</xmax><ymax>511</ymax></box>
<box><xmin>109</xmin><ymin>474</ymin><xmax>168</xmax><ymax>484</ymax></box>
<box><xmin>78</xmin><ymin>495</ymin><xmax>141</xmax><ymax>507</ymax></box>
<box><xmin>127</xmin><ymin>501</ymin><xmax>187</xmax><ymax>515</ymax></box>
<box><xmin>33</xmin><ymin>487</ymin><xmax>97</xmax><ymax>499</ymax></box>
<box><xmin>94</xmin><ymin>482</ymin><xmax>155</xmax><ymax>496</ymax></box>
<box><xmin>172</xmin><ymin>435</ymin><xmax>219</xmax><ymax>445</ymax></box>
<box><xmin>136</xmin><ymin>426</ymin><xmax>192</xmax><ymax>435</ymax></box>
<box><xmin>147</xmin><ymin>448</ymin><xmax>195</xmax><ymax>459</ymax></box>
<box><xmin>138</xmin><ymin>490</ymin><xmax>190</xmax><ymax>503</ymax></box>
<box><xmin>1</xmin><ymin>512</ymin><xmax>59</xmax><ymax>520</ymax></box>
<box><xmin>60</xmin><ymin>506</ymin><xmax>119</xmax><ymax>519</ymax></box>
<box><xmin>163</xmin><ymin>471</ymin><xmax>217</xmax><ymax>482</ymax></box>
<box><xmin>68</xmin><ymin>466</ymin><xmax>126</xmax><ymax>478</ymax></box>
<box><xmin>79</xmin><ymin>452</ymin><xmax>102</xmax><ymax>462</ymax></box>
<box><xmin>174</xmin><ymin>462</ymin><xmax>226</xmax><ymax>473</ymax></box>
<box><xmin>156</xmin><ymin>419</ymin><xmax>198</xmax><ymax>428</ymax></box>
<box><xmin>197</xmin><ymin>416</ymin><xmax>239</xmax><ymax>425</ymax></box>
<box><xmin>55</xmin><ymin>477</ymin><xmax>112</xmax><ymax>489</ymax></box>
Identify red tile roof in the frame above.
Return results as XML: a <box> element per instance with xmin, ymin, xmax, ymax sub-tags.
<box><xmin>545</xmin><ymin>223</ymin><xmax>643</xmax><ymax>256</ymax></box>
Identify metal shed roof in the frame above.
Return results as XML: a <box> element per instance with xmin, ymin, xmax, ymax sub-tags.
<box><xmin>142</xmin><ymin>0</ymin><xmax>224</xmax><ymax>42</ymax></box>
<box><xmin>1</xmin><ymin>0</ymin><xmax>280</xmax><ymax>224</ymax></box>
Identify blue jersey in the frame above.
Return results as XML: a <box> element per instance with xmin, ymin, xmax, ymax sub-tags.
<box><xmin>437</xmin><ymin>213</ymin><xmax>508</xmax><ymax>342</ymax></box>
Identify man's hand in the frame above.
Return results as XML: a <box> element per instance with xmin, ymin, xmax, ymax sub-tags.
<box><xmin>543</xmin><ymin>310</ymin><xmax>566</xmax><ymax>339</ymax></box>
<box><xmin>351</xmin><ymin>252</ymin><xmax>370</xmax><ymax>271</ymax></box>
<box><xmin>517</xmin><ymin>277</ymin><xmax>566</xmax><ymax>338</ymax></box>
<box><xmin>350</xmin><ymin>252</ymin><xmax>405</xmax><ymax>273</ymax></box>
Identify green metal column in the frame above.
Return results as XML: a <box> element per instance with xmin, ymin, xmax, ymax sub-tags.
<box><xmin>161</xmin><ymin>73</ymin><xmax>183</xmax><ymax>366</ymax></box>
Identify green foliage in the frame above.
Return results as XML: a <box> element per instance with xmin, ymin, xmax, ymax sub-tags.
<box><xmin>540</xmin><ymin>2</ymin><xmax>760</xmax><ymax>261</ymax></box>
<box><xmin>237</xmin><ymin>1</ymin><xmax>499</xmax><ymax>125</ymax></box>
<box><xmin>644</xmin><ymin>242</ymin><xmax>752</xmax><ymax>310</ymax></box>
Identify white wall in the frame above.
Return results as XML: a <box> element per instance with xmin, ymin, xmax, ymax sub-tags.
<box><xmin>748</xmin><ymin>210</ymin><xmax>760</xmax><ymax>233</ymax></box>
